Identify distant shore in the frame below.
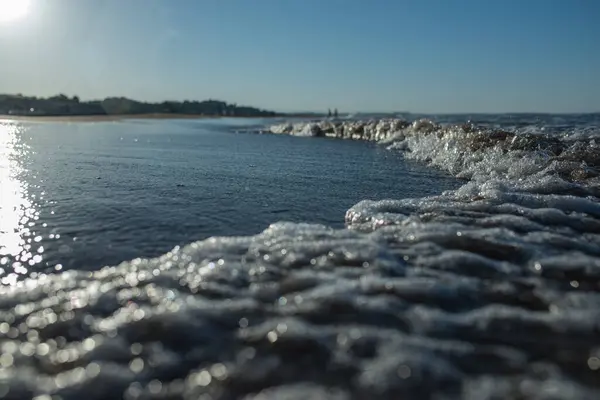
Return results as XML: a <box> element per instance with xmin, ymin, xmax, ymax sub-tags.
<box><xmin>0</xmin><ymin>113</ymin><xmax>283</xmax><ymax>123</ymax></box>
<box><xmin>0</xmin><ymin>94</ymin><xmax>283</xmax><ymax>122</ymax></box>
<box><xmin>0</xmin><ymin>113</ymin><xmax>324</xmax><ymax>123</ymax></box>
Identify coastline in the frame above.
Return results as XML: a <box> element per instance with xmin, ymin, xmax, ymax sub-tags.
<box><xmin>0</xmin><ymin>113</ymin><xmax>319</xmax><ymax>123</ymax></box>
<box><xmin>0</xmin><ymin>113</ymin><xmax>273</xmax><ymax>123</ymax></box>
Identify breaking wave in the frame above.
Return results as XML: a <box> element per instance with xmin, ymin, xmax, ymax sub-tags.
<box><xmin>1</xmin><ymin>115</ymin><xmax>600</xmax><ymax>399</ymax></box>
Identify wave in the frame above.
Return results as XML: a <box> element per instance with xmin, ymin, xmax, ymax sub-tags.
<box><xmin>1</xmin><ymin>117</ymin><xmax>599</xmax><ymax>399</ymax></box>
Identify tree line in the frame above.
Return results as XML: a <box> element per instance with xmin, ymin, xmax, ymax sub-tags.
<box><xmin>0</xmin><ymin>94</ymin><xmax>278</xmax><ymax>117</ymax></box>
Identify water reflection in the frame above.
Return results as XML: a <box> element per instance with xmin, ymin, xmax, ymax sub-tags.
<box><xmin>0</xmin><ymin>121</ymin><xmax>43</xmax><ymax>285</ymax></box>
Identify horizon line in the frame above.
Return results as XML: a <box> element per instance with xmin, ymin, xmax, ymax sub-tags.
<box><xmin>2</xmin><ymin>93</ymin><xmax>598</xmax><ymax>116</ymax></box>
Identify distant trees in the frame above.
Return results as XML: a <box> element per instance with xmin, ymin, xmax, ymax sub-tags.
<box><xmin>48</xmin><ymin>94</ymin><xmax>69</xmax><ymax>102</ymax></box>
<box><xmin>0</xmin><ymin>93</ymin><xmax>278</xmax><ymax>117</ymax></box>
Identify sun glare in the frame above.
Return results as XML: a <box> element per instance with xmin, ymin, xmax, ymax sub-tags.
<box><xmin>0</xmin><ymin>0</ymin><xmax>30</xmax><ymax>23</ymax></box>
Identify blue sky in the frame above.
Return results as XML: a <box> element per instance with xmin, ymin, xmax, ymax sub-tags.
<box><xmin>0</xmin><ymin>0</ymin><xmax>598</xmax><ymax>113</ymax></box>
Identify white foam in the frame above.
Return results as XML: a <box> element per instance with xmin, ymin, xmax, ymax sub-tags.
<box><xmin>1</xmin><ymin>117</ymin><xmax>599</xmax><ymax>399</ymax></box>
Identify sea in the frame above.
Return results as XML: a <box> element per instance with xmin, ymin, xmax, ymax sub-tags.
<box><xmin>0</xmin><ymin>117</ymin><xmax>460</xmax><ymax>274</ymax></box>
<box><xmin>1</xmin><ymin>113</ymin><xmax>599</xmax><ymax>399</ymax></box>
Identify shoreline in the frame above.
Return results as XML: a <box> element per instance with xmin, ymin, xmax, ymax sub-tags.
<box><xmin>0</xmin><ymin>113</ymin><xmax>289</xmax><ymax>123</ymax></box>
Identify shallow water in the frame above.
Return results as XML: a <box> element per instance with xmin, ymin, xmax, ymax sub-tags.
<box><xmin>0</xmin><ymin>118</ymin><xmax>458</xmax><ymax>274</ymax></box>
<box><xmin>1</xmin><ymin>114</ymin><xmax>599</xmax><ymax>399</ymax></box>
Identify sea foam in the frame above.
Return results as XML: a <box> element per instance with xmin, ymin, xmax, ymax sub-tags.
<box><xmin>1</xmin><ymin>117</ymin><xmax>599</xmax><ymax>399</ymax></box>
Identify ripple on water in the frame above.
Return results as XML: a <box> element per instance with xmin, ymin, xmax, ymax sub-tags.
<box><xmin>0</xmin><ymin>123</ymin><xmax>51</xmax><ymax>284</ymax></box>
<box><xmin>0</xmin><ymin>116</ymin><xmax>599</xmax><ymax>399</ymax></box>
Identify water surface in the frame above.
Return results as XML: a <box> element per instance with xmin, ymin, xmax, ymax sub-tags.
<box><xmin>2</xmin><ymin>114</ymin><xmax>600</xmax><ymax>399</ymax></box>
<box><xmin>0</xmin><ymin>118</ymin><xmax>459</xmax><ymax>275</ymax></box>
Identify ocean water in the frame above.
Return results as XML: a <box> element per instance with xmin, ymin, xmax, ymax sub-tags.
<box><xmin>0</xmin><ymin>118</ymin><xmax>458</xmax><ymax>274</ymax></box>
<box><xmin>1</xmin><ymin>114</ymin><xmax>599</xmax><ymax>399</ymax></box>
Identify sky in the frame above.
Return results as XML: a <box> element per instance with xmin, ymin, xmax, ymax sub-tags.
<box><xmin>0</xmin><ymin>0</ymin><xmax>598</xmax><ymax>113</ymax></box>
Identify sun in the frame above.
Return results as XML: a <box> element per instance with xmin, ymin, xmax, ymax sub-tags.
<box><xmin>0</xmin><ymin>0</ymin><xmax>30</xmax><ymax>23</ymax></box>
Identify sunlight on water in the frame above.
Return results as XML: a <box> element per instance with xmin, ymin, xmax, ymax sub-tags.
<box><xmin>0</xmin><ymin>122</ymin><xmax>41</xmax><ymax>285</ymax></box>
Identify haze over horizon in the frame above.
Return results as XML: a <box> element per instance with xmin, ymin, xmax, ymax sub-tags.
<box><xmin>0</xmin><ymin>0</ymin><xmax>598</xmax><ymax>114</ymax></box>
